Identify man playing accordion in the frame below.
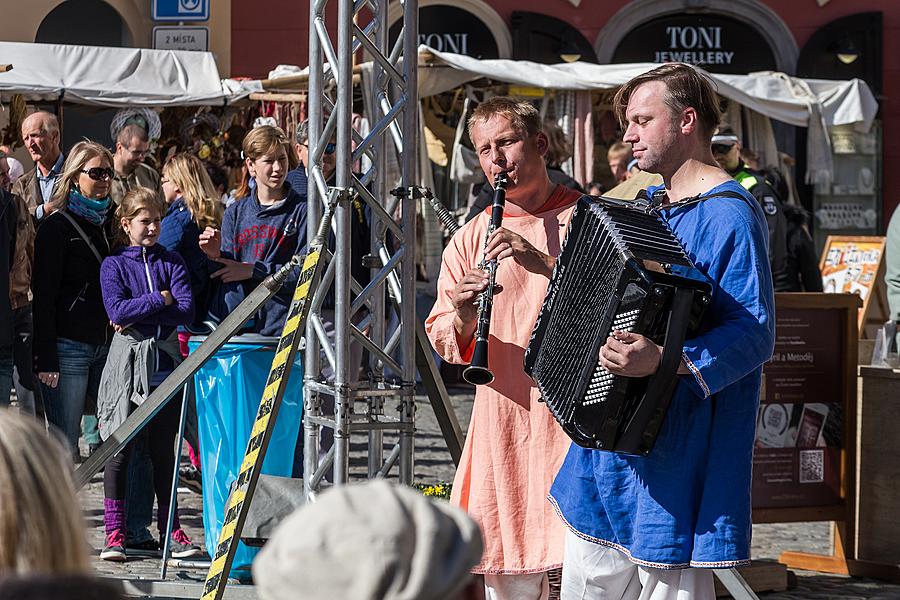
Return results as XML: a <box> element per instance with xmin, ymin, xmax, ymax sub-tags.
<box><xmin>550</xmin><ymin>64</ymin><xmax>775</xmax><ymax>599</ymax></box>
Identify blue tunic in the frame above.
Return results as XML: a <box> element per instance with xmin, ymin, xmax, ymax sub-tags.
<box><xmin>548</xmin><ymin>180</ymin><xmax>775</xmax><ymax>569</ymax></box>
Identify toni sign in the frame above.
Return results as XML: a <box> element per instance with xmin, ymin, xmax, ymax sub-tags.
<box><xmin>613</xmin><ymin>14</ymin><xmax>776</xmax><ymax>75</ymax></box>
<box><xmin>654</xmin><ymin>26</ymin><xmax>734</xmax><ymax>65</ymax></box>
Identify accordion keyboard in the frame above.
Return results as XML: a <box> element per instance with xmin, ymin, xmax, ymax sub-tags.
<box><xmin>583</xmin><ymin>308</ymin><xmax>641</xmax><ymax>407</ymax></box>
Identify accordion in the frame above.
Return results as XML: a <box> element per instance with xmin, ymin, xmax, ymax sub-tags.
<box><xmin>524</xmin><ymin>195</ymin><xmax>712</xmax><ymax>455</ymax></box>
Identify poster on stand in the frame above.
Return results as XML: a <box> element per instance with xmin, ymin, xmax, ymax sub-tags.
<box><xmin>753</xmin><ymin>305</ymin><xmax>844</xmax><ymax>509</ymax></box>
<box><xmin>819</xmin><ymin>236</ymin><xmax>887</xmax><ymax>332</ymax></box>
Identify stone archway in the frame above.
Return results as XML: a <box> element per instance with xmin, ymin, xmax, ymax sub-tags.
<box><xmin>388</xmin><ymin>0</ymin><xmax>513</xmax><ymax>58</ymax></box>
<box><xmin>36</xmin><ymin>0</ymin><xmax>134</xmax><ymax>47</ymax></box>
<box><xmin>594</xmin><ymin>0</ymin><xmax>798</xmax><ymax>75</ymax></box>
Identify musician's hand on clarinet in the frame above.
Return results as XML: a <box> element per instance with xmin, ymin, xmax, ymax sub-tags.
<box><xmin>451</xmin><ymin>268</ymin><xmax>490</xmax><ymax>324</ymax></box>
<box><xmin>599</xmin><ymin>331</ymin><xmax>662</xmax><ymax>377</ymax></box>
<box><xmin>485</xmin><ymin>228</ymin><xmax>555</xmax><ymax>277</ymax></box>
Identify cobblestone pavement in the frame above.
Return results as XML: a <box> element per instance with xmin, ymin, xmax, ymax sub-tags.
<box><xmin>80</xmin><ymin>388</ymin><xmax>900</xmax><ymax>598</ymax></box>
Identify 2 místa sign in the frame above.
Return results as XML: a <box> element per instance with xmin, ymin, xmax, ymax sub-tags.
<box><xmin>153</xmin><ymin>26</ymin><xmax>209</xmax><ymax>52</ymax></box>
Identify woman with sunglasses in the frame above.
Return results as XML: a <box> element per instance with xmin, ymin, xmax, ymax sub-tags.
<box><xmin>33</xmin><ymin>141</ymin><xmax>115</xmax><ymax>457</ymax></box>
<box><xmin>199</xmin><ymin>126</ymin><xmax>306</xmax><ymax>336</ymax></box>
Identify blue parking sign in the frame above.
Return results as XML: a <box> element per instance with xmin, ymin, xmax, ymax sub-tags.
<box><xmin>153</xmin><ymin>0</ymin><xmax>210</xmax><ymax>22</ymax></box>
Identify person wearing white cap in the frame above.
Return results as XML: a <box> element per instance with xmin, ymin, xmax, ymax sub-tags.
<box><xmin>252</xmin><ymin>480</ymin><xmax>484</xmax><ymax>600</ymax></box>
<box><xmin>711</xmin><ymin>126</ymin><xmax>790</xmax><ymax>291</ymax></box>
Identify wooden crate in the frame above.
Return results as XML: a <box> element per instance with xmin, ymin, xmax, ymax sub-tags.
<box><xmin>857</xmin><ymin>366</ymin><xmax>900</xmax><ymax>564</ymax></box>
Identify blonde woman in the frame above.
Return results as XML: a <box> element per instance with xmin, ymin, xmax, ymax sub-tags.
<box><xmin>0</xmin><ymin>410</ymin><xmax>90</xmax><ymax>574</ymax></box>
<box><xmin>160</xmin><ymin>153</ymin><xmax>224</xmax><ymax>330</ymax></box>
<box><xmin>198</xmin><ymin>126</ymin><xmax>306</xmax><ymax>336</ymax></box>
<box><xmin>32</xmin><ymin>141</ymin><xmax>114</xmax><ymax>457</ymax></box>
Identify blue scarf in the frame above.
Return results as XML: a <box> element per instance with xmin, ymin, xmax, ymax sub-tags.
<box><xmin>68</xmin><ymin>188</ymin><xmax>111</xmax><ymax>226</ymax></box>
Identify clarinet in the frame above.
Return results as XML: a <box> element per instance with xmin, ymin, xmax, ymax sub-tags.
<box><xmin>463</xmin><ymin>172</ymin><xmax>509</xmax><ymax>385</ymax></box>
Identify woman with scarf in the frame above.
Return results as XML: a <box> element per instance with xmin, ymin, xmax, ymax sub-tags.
<box><xmin>33</xmin><ymin>141</ymin><xmax>114</xmax><ymax>457</ymax></box>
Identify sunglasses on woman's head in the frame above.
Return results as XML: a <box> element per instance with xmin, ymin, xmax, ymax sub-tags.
<box><xmin>81</xmin><ymin>167</ymin><xmax>115</xmax><ymax>181</ymax></box>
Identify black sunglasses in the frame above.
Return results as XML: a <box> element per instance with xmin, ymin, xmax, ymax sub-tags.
<box><xmin>711</xmin><ymin>143</ymin><xmax>735</xmax><ymax>155</ymax></box>
<box><xmin>81</xmin><ymin>167</ymin><xmax>115</xmax><ymax>181</ymax></box>
<box><xmin>301</xmin><ymin>142</ymin><xmax>336</xmax><ymax>155</ymax></box>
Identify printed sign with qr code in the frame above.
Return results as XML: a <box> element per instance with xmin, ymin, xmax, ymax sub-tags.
<box><xmin>799</xmin><ymin>449</ymin><xmax>825</xmax><ymax>483</ymax></box>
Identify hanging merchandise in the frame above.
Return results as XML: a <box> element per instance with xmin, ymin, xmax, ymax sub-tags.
<box><xmin>110</xmin><ymin>107</ymin><xmax>162</xmax><ymax>142</ymax></box>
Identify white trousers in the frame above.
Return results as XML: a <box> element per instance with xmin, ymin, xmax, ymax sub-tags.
<box><xmin>484</xmin><ymin>572</ymin><xmax>550</xmax><ymax>600</ymax></box>
<box><xmin>561</xmin><ymin>531</ymin><xmax>715</xmax><ymax>600</ymax></box>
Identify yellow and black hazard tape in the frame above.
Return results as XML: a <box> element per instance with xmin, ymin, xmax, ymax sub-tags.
<box><xmin>202</xmin><ymin>248</ymin><xmax>322</xmax><ymax>600</ymax></box>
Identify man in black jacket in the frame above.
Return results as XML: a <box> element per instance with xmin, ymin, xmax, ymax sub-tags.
<box><xmin>712</xmin><ymin>127</ymin><xmax>791</xmax><ymax>291</ymax></box>
<box><xmin>0</xmin><ymin>182</ymin><xmax>19</xmax><ymax>406</ymax></box>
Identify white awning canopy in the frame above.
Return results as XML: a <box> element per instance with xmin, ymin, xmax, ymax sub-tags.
<box><xmin>0</xmin><ymin>41</ymin><xmax>233</xmax><ymax>107</ymax></box>
<box><xmin>419</xmin><ymin>47</ymin><xmax>879</xmax><ymax>132</ymax></box>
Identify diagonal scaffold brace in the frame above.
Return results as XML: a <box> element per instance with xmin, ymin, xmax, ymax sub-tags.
<box><xmin>73</xmin><ymin>191</ymin><xmax>339</xmax><ymax>491</ymax></box>
<box><xmin>199</xmin><ymin>189</ymin><xmax>342</xmax><ymax>600</ymax></box>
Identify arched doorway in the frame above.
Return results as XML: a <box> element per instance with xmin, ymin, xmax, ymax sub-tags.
<box><xmin>36</xmin><ymin>0</ymin><xmax>132</xmax><ymax>48</ymax></box>
<box><xmin>35</xmin><ymin>0</ymin><xmax>133</xmax><ymax>149</ymax></box>
<box><xmin>388</xmin><ymin>0</ymin><xmax>512</xmax><ymax>59</ymax></box>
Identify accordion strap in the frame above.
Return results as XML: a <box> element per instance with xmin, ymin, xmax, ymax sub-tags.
<box><xmin>653</xmin><ymin>189</ymin><xmax>755</xmax><ymax>212</ymax></box>
<box><xmin>617</xmin><ymin>286</ymin><xmax>697</xmax><ymax>453</ymax></box>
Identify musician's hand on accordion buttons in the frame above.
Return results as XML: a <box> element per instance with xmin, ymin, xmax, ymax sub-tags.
<box><xmin>599</xmin><ymin>331</ymin><xmax>662</xmax><ymax>377</ymax></box>
<box><xmin>485</xmin><ymin>228</ymin><xmax>554</xmax><ymax>277</ymax></box>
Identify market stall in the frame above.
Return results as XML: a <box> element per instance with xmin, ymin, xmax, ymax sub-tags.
<box><xmin>0</xmin><ymin>40</ymin><xmax>262</xmax><ymax>190</ymax></box>
<box><xmin>0</xmin><ymin>40</ymin><xmax>235</xmax><ymax>106</ymax></box>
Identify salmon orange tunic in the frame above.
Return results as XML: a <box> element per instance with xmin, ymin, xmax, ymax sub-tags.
<box><xmin>425</xmin><ymin>185</ymin><xmax>581</xmax><ymax>574</ymax></box>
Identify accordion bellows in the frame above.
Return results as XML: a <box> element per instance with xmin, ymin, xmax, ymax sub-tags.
<box><xmin>524</xmin><ymin>195</ymin><xmax>712</xmax><ymax>455</ymax></box>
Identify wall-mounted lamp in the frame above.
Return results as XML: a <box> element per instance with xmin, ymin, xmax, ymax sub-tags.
<box><xmin>835</xmin><ymin>35</ymin><xmax>860</xmax><ymax>65</ymax></box>
<box><xmin>559</xmin><ymin>33</ymin><xmax>581</xmax><ymax>63</ymax></box>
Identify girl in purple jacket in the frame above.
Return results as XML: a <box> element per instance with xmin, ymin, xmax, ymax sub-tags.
<box><xmin>97</xmin><ymin>188</ymin><xmax>200</xmax><ymax>562</ymax></box>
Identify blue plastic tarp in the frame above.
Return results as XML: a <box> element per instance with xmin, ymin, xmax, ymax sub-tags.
<box><xmin>191</xmin><ymin>335</ymin><xmax>303</xmax><ymax>572</ymax></box>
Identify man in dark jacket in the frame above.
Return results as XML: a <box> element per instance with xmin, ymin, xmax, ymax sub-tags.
<box><xmin>0</xmin><ymin>186</ymin><xmax>20</xmax><ymax>406</ymax></box>
<box><xmin>712</xmin><ymin>127</ymin><xmax>791</xmax><ymax>291</ymax></box>
<box><xmin>288</xmin><ymin>120</ymin><xmax>370</xmax><ymax>291</ymax></box>
<box><xmin>2</xmin><ymin>151</ymin><xmax>37</xmax><ymax>415</ymax></box>
<box><xmin>10</xmin><ymin>111</ymin><xmax>62</xmax><ymax>415</ymax></box>
<box><xmin>782</xmin><ymin>204</ymin><xmax>824</xmax><ymax>292</ymax></box>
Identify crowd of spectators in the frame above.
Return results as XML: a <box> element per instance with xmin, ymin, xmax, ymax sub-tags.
<box><xmin>0</xmin><ymin>109</ymin><xmax>375</xmax><ymax>565</ymax></box>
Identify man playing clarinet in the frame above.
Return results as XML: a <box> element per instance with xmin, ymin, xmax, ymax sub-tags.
<box><xmin>426</xmin><ymin>97</ymin><xmax>582</xmax><ymax>599</ymax></box>
<box><xmin>550</xmin><ymin>64</ymin><xmax>775</xmax><ymax>599</ymax></box>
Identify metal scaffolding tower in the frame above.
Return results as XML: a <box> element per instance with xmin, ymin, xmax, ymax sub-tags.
<box><xmin>304</xmin><ymin>0</ymin><xmax>419</xmax><ymax>492</ymax></box>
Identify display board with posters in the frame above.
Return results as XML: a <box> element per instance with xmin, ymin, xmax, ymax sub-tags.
<box><xmin>753</xmin><ymin>293</ymin><xmax>862</xmax><ymax>575</ymax></box>
<box><xmin>819</xmin><ymin>235</ymin><xmax>888</xmax><ymax>334</ymax></box>
<box><xmin>753</xmin><ymin>301</ymin><xmax>847</xmax><ymax>513</ymax></box>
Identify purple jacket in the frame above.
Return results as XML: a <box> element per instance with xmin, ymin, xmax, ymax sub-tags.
<box><xmin>100</xmin><ymin>243</ymin><xmax>194</xmax><ymax>340</ymax></box>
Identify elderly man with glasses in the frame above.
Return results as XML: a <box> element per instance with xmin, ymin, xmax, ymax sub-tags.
<box><xmin>110</xmin><ymin>123</ymin><xmax>161</xmax><ymax>206</ymax></box>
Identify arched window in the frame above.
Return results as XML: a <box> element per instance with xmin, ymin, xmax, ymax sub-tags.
<box><xmin>36</xmin><ymin>0</ymin><xmax>132</xmax><ymax>48</ymax></box>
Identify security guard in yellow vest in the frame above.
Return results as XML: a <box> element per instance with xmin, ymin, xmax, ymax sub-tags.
<box><xmin>712</xmin><ymin>128</ymin><xmax>790</xmax><ymax>290</ymax></box>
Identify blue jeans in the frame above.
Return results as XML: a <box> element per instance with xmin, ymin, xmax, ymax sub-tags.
<box><xmin>42</xmin><ymin>337</ymin><xmax>109</xmax><ymax>455</ymax></box>
<box><xmin>0</xmin><ymin>344</ymin><xmax>14</xmax><ymax>408</ymax></box>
